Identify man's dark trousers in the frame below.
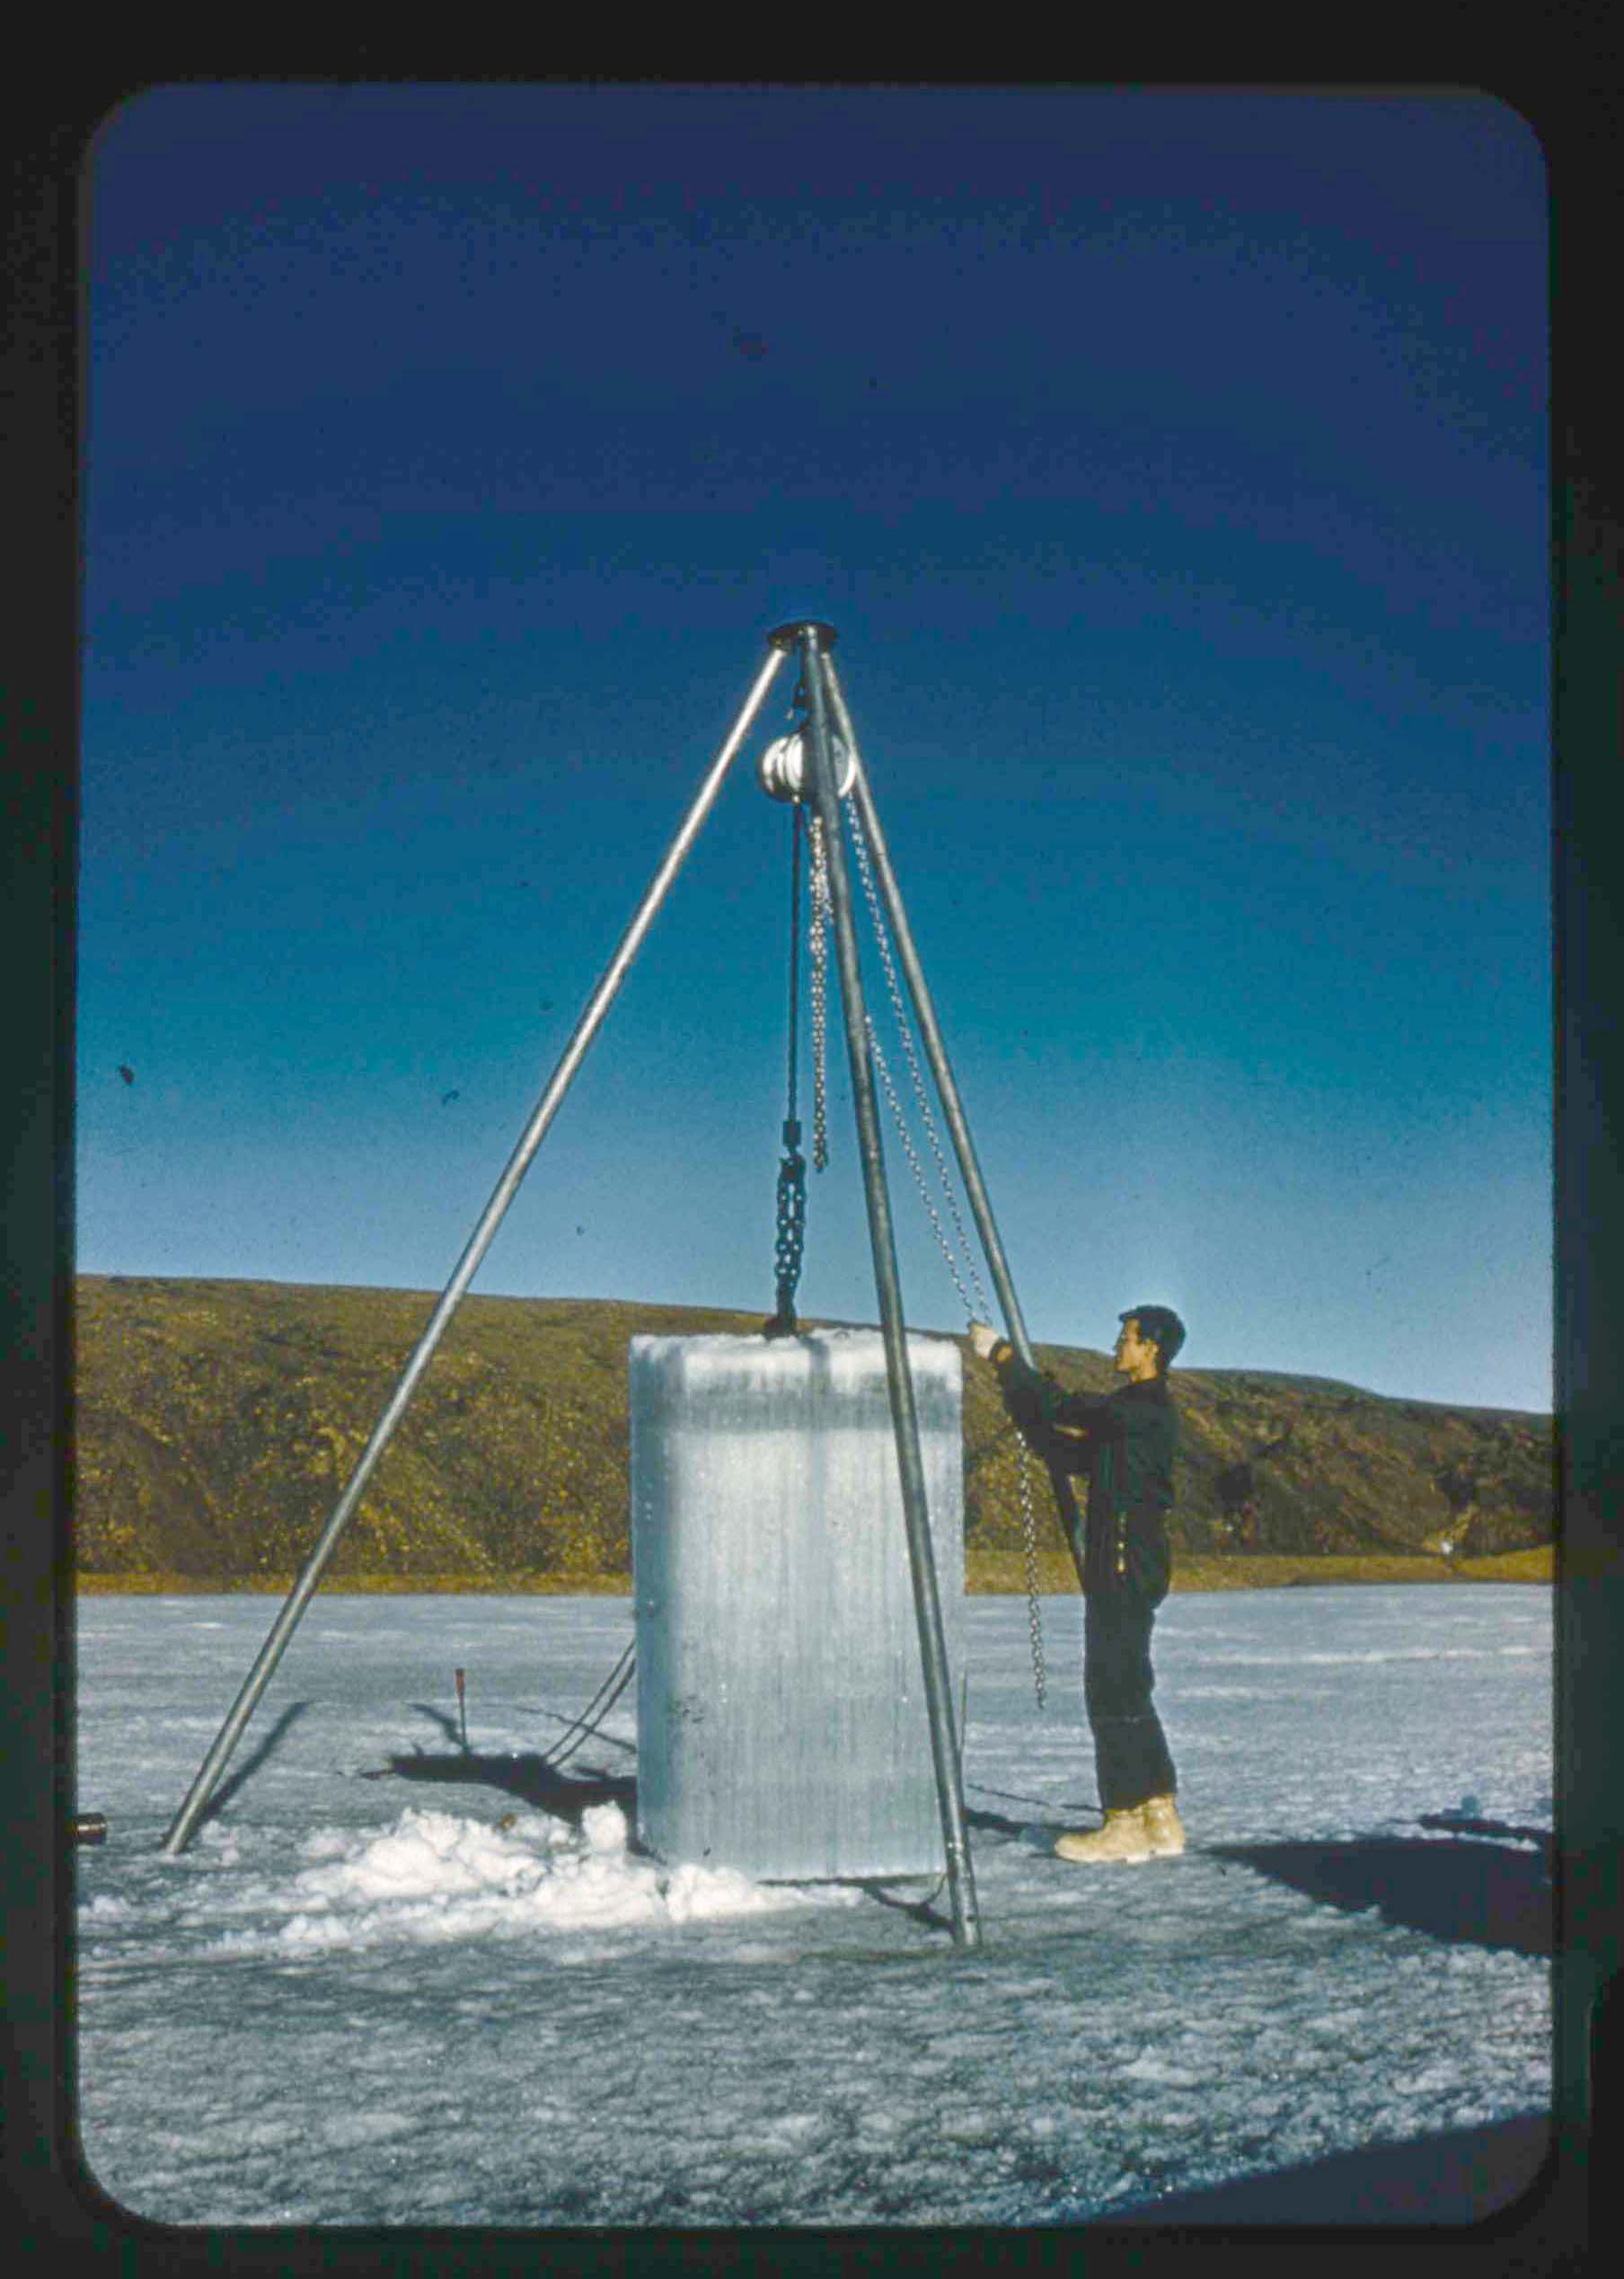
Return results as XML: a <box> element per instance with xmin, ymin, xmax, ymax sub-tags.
<box><xmin>1084</xmin><ymin>1587</ymin><xmax>1177</xmax><ymax>1811</ymax></box>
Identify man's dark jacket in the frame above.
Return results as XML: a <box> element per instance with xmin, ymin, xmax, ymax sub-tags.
<box><xmin>994</xmin><ymin>1354</ymin><xmax>1178</xmax><ymax>1603</ymax></box>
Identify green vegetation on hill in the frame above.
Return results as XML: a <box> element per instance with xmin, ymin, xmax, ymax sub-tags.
<box><xmin>74</xmin><ymin>1277</ymin><xmax>1554</xmax><ymax>1588</ymax></box>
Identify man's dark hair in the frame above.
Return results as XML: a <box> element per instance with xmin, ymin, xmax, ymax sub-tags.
<box><xmin>1124</xmin><ymin>1304</ymin><xmax>1186</xmax><ymax>1374</ymax></box>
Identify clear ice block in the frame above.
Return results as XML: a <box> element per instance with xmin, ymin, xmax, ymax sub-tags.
<box><xmin>630</xmin><ymin>1328</ymin><xmax>964</xmax><ymax>1880</ymax></box>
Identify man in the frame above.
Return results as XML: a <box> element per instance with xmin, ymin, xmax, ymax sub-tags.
<box><xmin>968</xmin><ymin>1305</ymin><xmax>1187</xmax><ymax>1865</ymax></box>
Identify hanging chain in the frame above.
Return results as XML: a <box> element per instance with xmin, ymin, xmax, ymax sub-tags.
<box><xmin>807</xmin><ymin>813</ymin><xmax>832</xmax><ymax>1173</ymax></box>
<box><xmin>785</xmin><ymin>799</ymin><xmax>803</xmax><ymax>1114</ymax></box>
<box><xmin>769</xmin><ymin>804</ymin><xmax>808</xmax><ymax>1331</ymax></box>
<box><xmin>863</xmin><ymin>1020</ymin><xmax>976</xmax><ymax>1314</ymax></box>
<box><xmin>1019</xmin><ymin>1462</ymin><xmax>1048</xmax><ymax>1703</ymax></box>
<box><xmin>849</xmin><ymin>809</ymin><xmax>984</xmax><ymax>1315</ymax></box>
<box><xmin>846</xmin><ymin>801</ymin><xmax>1047</xmax><ymax>1709</ymax></box>
<box><xmin>766</xmin><ymin>696</ymin><xmax>829</xmax><ymax>1339</ymax></box>
<box><xmin>772</xmin><ymin>1155</ymin><xmax>808</xmax><ymax>1322</ymax></box>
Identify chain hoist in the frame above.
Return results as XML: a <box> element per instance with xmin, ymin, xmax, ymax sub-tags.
<box><xmin>759</xmin><ymin>692</ymin><xmax>838</xmax><ymax>1335</ymax></box>
<box><xmin>755</xmin><ymin>706</ymin><xmax>1048</xmax><ymax>1709</ymax></box>
<box><xmin>760</xmin><ymin>699</ymin><xmax>843</xmax><ymax>1178</ymax></box>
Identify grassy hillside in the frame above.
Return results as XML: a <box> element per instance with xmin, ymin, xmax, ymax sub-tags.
<box><xmin>72</xmin><ymin>1276</ymin><xmax>1555</xmax><ymax>1589</ymax></box>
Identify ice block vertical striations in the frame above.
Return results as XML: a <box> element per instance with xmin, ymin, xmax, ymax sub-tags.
<box><xmin>630</xmin><ymin>1328</ymin><xmax>964</xmax><ymax>1880</ymax></box>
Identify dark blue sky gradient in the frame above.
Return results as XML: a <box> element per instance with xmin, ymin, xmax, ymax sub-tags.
<box><xmin>78</xmin><ymin>86</ymin><xmax>1550</xmax><ymax>1409</ymax></box>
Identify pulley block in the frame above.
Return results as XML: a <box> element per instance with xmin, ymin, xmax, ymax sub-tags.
<box><xmin>758</xmin><ymin>729</ymin><xmax>855</xmax><ymax>805</ymax></box>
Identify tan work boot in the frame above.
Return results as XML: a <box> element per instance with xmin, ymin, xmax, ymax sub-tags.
<box><xmin>1141</xmin><ymin>1793</ymin><xmax>1186</xmax><ymax>1858</ymax></box>
<box><xmin>1054</xmin><ymin>1807</ymin><xmax>1152</xmax><ymax>1865</ymax></box>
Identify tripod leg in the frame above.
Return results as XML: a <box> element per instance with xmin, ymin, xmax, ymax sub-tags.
<box><xmin>160</xmin><ymin>641</ymin><xmax>789</xmax><ymax>1857</ymax></box>
<box><xmin>822</xmin><ymin>655</ymin><xmax>1088</xmax><ymax>1588</ymax></box>
<box><xmin>800</xmin><ymin>630</ymin><xmax>982</xmax><ymax>1951</ymax></box>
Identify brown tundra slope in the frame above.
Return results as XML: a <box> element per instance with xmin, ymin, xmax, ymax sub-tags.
<box><xmin>72</xmin><ymin>1276</ymin><xmax>1554</xmax><ymax>1586</ymax></box>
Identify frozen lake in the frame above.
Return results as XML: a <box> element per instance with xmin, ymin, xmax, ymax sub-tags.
<box><xmin>72</xmin><ymin>1585</ymin><xmax>1553</xmax><ymax>2229</ymax></box>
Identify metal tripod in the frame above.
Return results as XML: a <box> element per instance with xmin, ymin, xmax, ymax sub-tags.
<box><xmin>160</xmin><ymin>623</ymin><xmax>1051</xmax><ymax>1957</ymax></box>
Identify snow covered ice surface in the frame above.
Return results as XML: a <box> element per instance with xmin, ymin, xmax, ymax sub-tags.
<box><xmin>72</xmin><ymin>1586</ymin><xmax>1553</xmax><ymax>2230</ymax></box>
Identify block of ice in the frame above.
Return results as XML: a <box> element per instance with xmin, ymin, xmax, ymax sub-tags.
<box><xmin>630</xmin><ymin>1328</ymin><xmax>964</xmax><ymax>1880</ymax></box>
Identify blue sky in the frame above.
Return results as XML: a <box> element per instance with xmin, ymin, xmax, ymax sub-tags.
<box><xmin>77</xmin><ymin>84</ymin><xmax>1550</xmax><ymax>1411</ymax></box>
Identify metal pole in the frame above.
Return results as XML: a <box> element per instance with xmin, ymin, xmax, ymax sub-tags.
<box><xmin>823</xmin><ymin>655</ymin><xmax>1088</xmax><ymax>1585</ymax></box>
<box><xmin>161</xmin><ymin>642</ymin><xmax>789</xmax><ymax>1856</ymax></box>
<box><xmin>799</xmin><ymin>629</ymin><xmax>982</xmax><ymax>1951</ymax></box>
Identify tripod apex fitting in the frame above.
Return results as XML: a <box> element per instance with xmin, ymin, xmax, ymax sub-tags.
<box><xmin>768</xmin><ymin>621</ymin><xmax>838</xmax><ymax>653</ymax></box>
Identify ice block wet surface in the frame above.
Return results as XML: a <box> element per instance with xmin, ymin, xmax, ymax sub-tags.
<box><xmin>630</xmin><ymin>1329</ymin><xmax>964</xmax><ymax>1880</ymax></box>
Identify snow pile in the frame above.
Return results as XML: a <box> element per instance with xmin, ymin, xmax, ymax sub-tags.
<box><xmin>210</xmin><ymin>1801</ymin><xmax>861</xmax><ymax>1957</ymax></box>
